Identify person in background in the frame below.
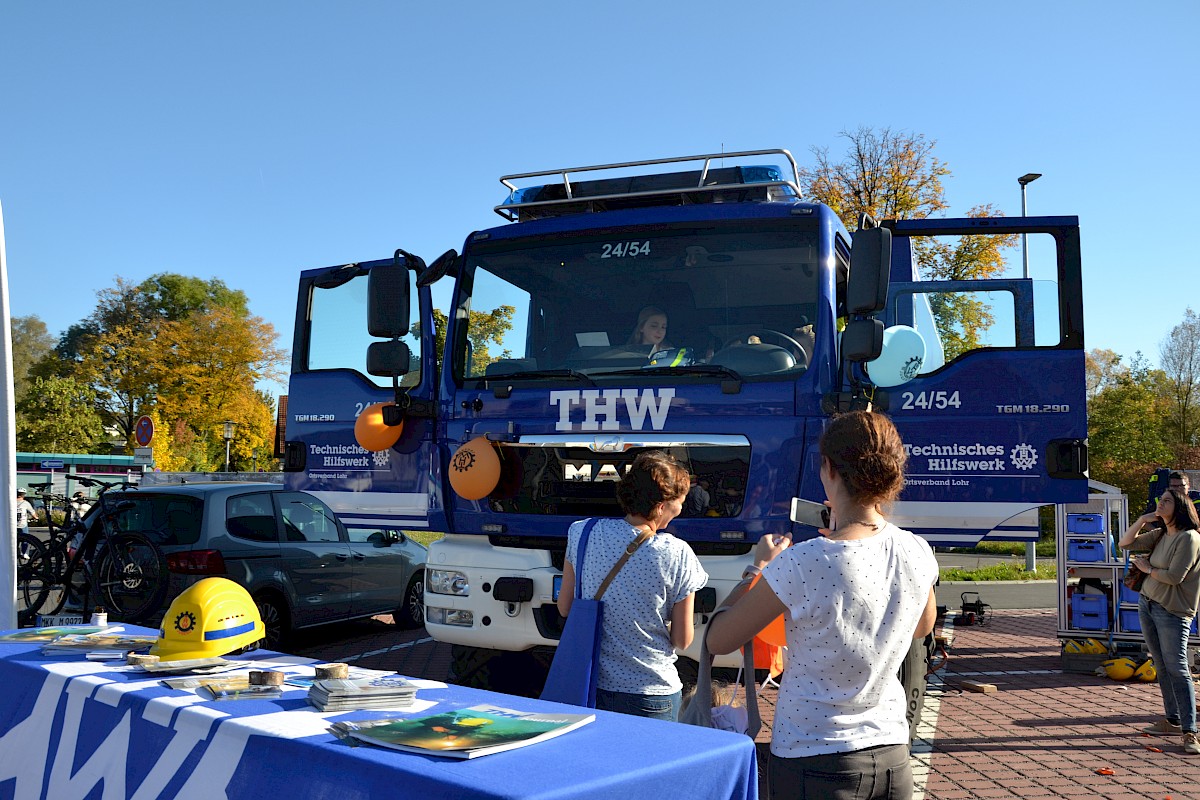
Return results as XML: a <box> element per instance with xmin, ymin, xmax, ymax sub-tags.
<box><xmin>706</xmin><ymin>411</ymin><xmax>938</xmax><ymax>800</ymax></box>
<box><xmin>1119</xmin><ymin>487</ymin><xmax>1200</xmax><ymax>755</ymax></box>
<box><xmin>15</xmin><ymin>489</ymin><xmax>35</xmax><ymax>535</ymax></box>
<box><xmin>69</xmin><ymin>491</ymin><xmax>92</xmax><ymax>524</ymax></box>
<box><xmin>626</xmin><ymin>306</ymin><xmax>671</xmax><ymax>356</ymax></box>
<box><xmin>682</xmin><ymin>473</ymin><xmax>710</xmax><ymax>517</ymax></box>
<box><xmin>557</xmin><ymin>451</ymin><xmax>708</xmax><ymax>721</ymax></box>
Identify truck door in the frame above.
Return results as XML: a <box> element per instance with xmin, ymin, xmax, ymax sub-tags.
<box><xmin>283</xmin><ymin>259</ymin><xmax>438</xmax><ymax>536</ymax></box>
<box><xmin>880</xmin><ymin>218</ymin><xmax>1088</xmax><ymax>546</ymax></box>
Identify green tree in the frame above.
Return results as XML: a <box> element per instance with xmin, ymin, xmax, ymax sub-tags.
<box><xmin>9</xmin><ymin>315</ymin><xmax>55</xmax><ymax>400</ymax></box>
<box><xmin>1086</xmin><ymin>348</ymin><xmax>1126</xmax><ymax>405</ymax></box>
<box><xmin>1087</xmin><ymin>352</ymin><xmax>1172</xmax><ymax>510</ymax></box>
<box><xmin>413</xmin><ymin>305</ymin><xmax>515</xmax><ymax>375</ymax></box>
<box><xmin>15</xmin><ymin>376</ymin><xmax>106</xmax><ymax>453</ymax></box>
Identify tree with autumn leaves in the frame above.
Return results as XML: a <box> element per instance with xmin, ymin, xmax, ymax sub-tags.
<box><xmin>22</xmin><ymin>273</ymin><xmax>285</xmax><ymax>471</ymax></box>
<box><xmin>802</xmin><ymin>127</ymin><xmax>1018</xmax><ymax>360</ymax></box>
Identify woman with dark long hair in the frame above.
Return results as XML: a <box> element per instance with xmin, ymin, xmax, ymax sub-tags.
<box><xmin>1118</xmin><ymin>486</ymin><xmax>1200</xmax><ymax>754</ymax></box>
<box><xmin>706</xmin><ymin>411</ymin><xmax>938</xmax><ymax>800</ymax></box>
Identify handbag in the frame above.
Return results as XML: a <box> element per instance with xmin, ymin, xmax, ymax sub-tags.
<box><xmin>679</xmin><ymin>605</ymin><xmax>762</xmax><ymax>738</ymax></box>
<box><xmin>1123</xmin><ymin>562</ymin><xmax>1147</xmax><ymax>593</ymax></box>
<box><xmin>540</xmin><ymin>519</ymin><xmax>653</xmax><ymax>707</ymax></box>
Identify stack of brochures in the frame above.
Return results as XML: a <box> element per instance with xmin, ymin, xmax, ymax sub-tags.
<box><xmin>307</xmin><ymin>675</ymin><xmax>418</xmax><ymax>711</ymax></box>
<box><xmin>41</xmin><ymin>631</ymin><xmax>158</xmax><ymax>658</ymax></box>
<box><xmin>328</xmin><ymin>704</ymin><xmax>594</xmax><ymax>758</ymax></box>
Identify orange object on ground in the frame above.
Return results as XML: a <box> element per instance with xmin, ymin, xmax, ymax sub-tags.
<box><xmin>1094</xmin><ymin>768</ymin><xmax>1115</xmax><ymax>775</ymax></box>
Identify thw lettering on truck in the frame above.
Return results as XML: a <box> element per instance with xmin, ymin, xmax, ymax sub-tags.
<box><xmin>550</xmin><ymin>388</ymin><xmax>675</xmax><ymax>431</ymax></box>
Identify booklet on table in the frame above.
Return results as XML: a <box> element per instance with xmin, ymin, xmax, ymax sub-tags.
<box><xmin>330</xmin><ymin>704</ymin><xmax>594</xmax><ymax>759</ymax></box>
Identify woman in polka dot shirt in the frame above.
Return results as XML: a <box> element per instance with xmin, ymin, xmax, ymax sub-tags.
<box><xmin>557</xmin><ymin>451</ymin><xmax>709</xmax><ymax>722</ymax></box>
<box><xmin>707</xmin><ymin>411</ymin><xmax>939</xmax><ymax>800</ymax></box>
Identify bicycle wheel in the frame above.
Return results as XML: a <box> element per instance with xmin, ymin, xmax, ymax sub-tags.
<box><xmin>94</xmin><ymin>532</ymin><xmax>169</xmax><ymax>623</ymax></box>
<box><xmin>16</xmin><ymin>534</ymin><xmax>52</xmax><ymax>625</ymax></box>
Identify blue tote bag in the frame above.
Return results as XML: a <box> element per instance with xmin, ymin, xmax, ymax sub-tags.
<box><xmin>541</xmin><ymin>519</ymin><xmax>651</xmax><ymax>707</ymax></box>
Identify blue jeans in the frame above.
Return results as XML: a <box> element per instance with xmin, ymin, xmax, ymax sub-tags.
<box><xmin>768</xmin><ymin>743</ymin><xmax>913</xmax><ymax>800</ymax></box>
<box><xmin>595</xmin><ymin>688</ymin><xmax>682</xmax><ymax>722</ymax></box>
<box><xmin>1139</xmin><ymin>594</ymin><xmax>1197</xmax><ymax>732</ymax></box>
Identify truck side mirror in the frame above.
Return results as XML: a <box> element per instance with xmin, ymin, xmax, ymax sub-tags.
<box><xmin>368</xmin><ymin>264</ymin><xmax>411</xmax><ymax>338</ymax></box>
<box><xmin>847</xmin><ymin>226</ymin><xmax>892</xmax><ymax>315</ymax></box>
<box><xmin>367</xmin><ymin>340</ymin><xmax>412</xmax><ymax>378</ymax></box>
<box><xmin>417</xmin><ymin>249</ymin><xmax>459</xmax><ymax>289</ymax></box>
<box><xmin>842</xmin><ymin>318</ymin><xmax>884</xmax><ymax>362</ymax></box>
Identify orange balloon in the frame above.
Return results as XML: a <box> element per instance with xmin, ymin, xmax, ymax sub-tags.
<box><xmin>354</xmin><ymin>403</ymin><xmax>403</xmax><ymax>451</ymax></box>
<box><xmin>448</xmin><ymin>437</ymin><xmax>501</xmax><ymax>500</ymax></box>
<box><xmin>750</xmin><ymin>573</ymin><xmax>788</xmax><ymax>647</ymax></box>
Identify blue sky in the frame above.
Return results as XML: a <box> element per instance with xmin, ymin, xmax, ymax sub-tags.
<box><xmin>2</xmin><ymin>1</ymin><xmax>1196</xmax><ymax>395</ymax></box>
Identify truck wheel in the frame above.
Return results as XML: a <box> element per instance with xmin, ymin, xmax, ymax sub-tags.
<box><xmin>450</xmin><ymin>645</ymin><xmax>552</xmax><ymax>698</ymax></box>
<box><xmin>898</xmin><ymin>634</ymin><xmax>932</xmax><ymax>741</ymax></box>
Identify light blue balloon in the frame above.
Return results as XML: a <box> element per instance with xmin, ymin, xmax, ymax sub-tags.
<box><xmin>865</xmin><ymin>325</ymin><xmax>926</xmax><ymax>387</ymax></box>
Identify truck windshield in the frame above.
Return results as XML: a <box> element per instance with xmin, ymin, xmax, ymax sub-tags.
<box><xmin>456</xmin><ymin>221</ymin><xmax>820</xmax><ymax>382</ymax></box>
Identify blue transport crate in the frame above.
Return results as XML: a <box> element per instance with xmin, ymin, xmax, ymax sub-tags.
<box><xmin>1067</xmin><ymin>539</ymin><xmax>1106</xmax><ymax>562</ymax></box>
<box><xmin>1071</xmin><ymin>594</ymin><xmax>1109</xmax><ymax>631</ymax></box>
<box><xmin>1120</xmin><ymin>608</ymin><xmax>1141</xmax><ymax>632</ymax></box>
<box><xmin>1067</xmin><ymin>513</ymin><xmax>1104</xmax><ymax>533</ymax></box>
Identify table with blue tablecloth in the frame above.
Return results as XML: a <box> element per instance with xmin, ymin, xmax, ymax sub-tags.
<box><xmin>0</xmin><ymin>626</ymin><xmax>757</xmax><ymax>800</ymax></box>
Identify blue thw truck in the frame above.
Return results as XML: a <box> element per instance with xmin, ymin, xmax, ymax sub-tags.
<box><xmin>281</xmin><ymin>149</ymin><xmax>1088</xmax><ymax>723</ymax></box>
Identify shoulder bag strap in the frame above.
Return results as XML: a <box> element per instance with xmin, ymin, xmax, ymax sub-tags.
<box><xmin>594</xmin><ymin>526</ymin><xmax>654</xmax><ymax>601</ymax></box>
<box><xmin>574</xmin><ymin>518</ymin><xmax>599</xmax><ymax>600</ymax></box>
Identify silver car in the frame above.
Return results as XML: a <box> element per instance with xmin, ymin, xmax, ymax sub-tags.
<box><xmin>109</xmin><ymin>483</ymin><xmax>425</xmax><ymax>646</ymax></box>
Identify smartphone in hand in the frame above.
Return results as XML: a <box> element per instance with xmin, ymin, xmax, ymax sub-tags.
<box><xmin>790</xmin><ymin>498</ymin><xmax>831</xmax><ymax>529</ymax></box>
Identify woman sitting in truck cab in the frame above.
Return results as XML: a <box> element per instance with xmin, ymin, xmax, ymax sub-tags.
<box><xmin>626</xmin><ymin>306</ymin><xmax>671</xmax><ymax>355</ymax></box>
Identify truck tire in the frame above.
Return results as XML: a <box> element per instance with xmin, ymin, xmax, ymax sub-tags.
<box><xmin>898</xmin><ymin>634</ymin><xmax>932</xmax><ymax>741</ymax></box>
<box><xmin>450</xmin><ymin>645</ymin><xmax>553</xmax><ymax>698</ymax></box>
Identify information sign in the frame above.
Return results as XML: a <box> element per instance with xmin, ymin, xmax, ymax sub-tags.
<box><xmin>133</xmin><ymin>447</ymin><xmax>154</xmax><ymax>466</ymax></box>
<box><xmin>40</xmin><ymin>460</ymin><xmax>64</xmax><ymax>470</ymax></box>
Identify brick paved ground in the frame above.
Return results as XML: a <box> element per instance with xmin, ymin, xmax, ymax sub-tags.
<box><xmin>292</xmin><ymin>609</ymin><xmax>1200</xmax><ymax>800</ymax></box>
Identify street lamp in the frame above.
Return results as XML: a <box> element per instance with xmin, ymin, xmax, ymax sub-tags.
<box><xmin>1018</xmin><ymin>173</ymin><xmax>1042</xmax><ymax>280</ymax></box>
<box><xmin>222</xmin><ymin>421</ymin><xmax>237</xmax><ymax>472</ymax></box>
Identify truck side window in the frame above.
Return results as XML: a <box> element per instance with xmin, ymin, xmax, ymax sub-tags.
<box><xmin>307</xmin><ymin>272</ymin><xmax>421</xmax><ymax>388</ymax></box>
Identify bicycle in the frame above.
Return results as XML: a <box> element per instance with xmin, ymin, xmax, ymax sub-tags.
<box><xmin>20</xmin><ymin>475</ymin><xmax>169</xmax><ymax>624</ymax></box>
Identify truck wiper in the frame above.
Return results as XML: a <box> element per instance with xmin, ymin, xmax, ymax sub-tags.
<box><xmin>601</xmin><ymin>364</ymin><xmax>744</xmax><ymax>391</ymax></box>
<box><xmin>483</xmin><ymin>369</ymin><xmax>596</xmax><ymax>389</ymax></box>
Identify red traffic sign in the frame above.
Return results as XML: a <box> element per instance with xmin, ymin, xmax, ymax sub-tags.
<box><xmin>134</xmin><ymin>415</ymin><xmax>155</xmax><ymax>447</ymax></box>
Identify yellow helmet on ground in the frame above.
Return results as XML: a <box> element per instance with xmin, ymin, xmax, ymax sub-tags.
<box><xmin>1101</xmin><ymin>657</ymin><xmax>1138</xmax><ymax>681</ymax></box>
<box><xmin>151</xmin><ymin>577</ymin><xmax>264</xmax><ymax>660</ymax></box>
<box><xmin>1065</xmin><ymin>638</ymin><xmax>1109</xmax><ymax>655</ymax></box>
<box><xmin>1133</xmin><ymin>659</ymin><xmax>1157</xmax><ymax>682</ymax></box>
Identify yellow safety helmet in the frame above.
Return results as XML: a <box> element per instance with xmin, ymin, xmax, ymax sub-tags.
<box><xmin>151</xmin><ymin>577</ymin><xmax>264</xmax><ymax>661</ymax></box>
<box><xmin>1133</xmin><ymin>659</ymin><xmax>1157</xmax><ymax>682</ymax></box>
<box><xmin>1065</xmin><ymin>638</ymin><xmax>1109</xmax><ymax>655</ymax></box>
<box><xmin>1101</xmin><ymin>657</ymin><xmax>1138</xmax><ymax>681</ymax></box>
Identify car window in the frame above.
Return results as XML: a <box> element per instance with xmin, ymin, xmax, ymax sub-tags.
<box><xmin>226</xmin><ymin>492</ymin><xmax>279</xmax><ymax>542</ymax></box>
<box><xmin>277</xmin><ymin>493</ymin><xmax>343</xmax><ymax>544</ymax></box>
<box><xmin>109</xmin><ymin>492</ymin><xmax>204</xmax><ymax>546</ymax></box>
<box><xmin>346</xmin><ymin>525</ymin><xmax>405</xmax><ymax>547</ymax></box>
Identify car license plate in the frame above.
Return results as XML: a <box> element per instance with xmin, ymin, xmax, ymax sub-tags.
<box><xmin>553</xmin><ymin>575</ymin><xmax>562</xmax><ymax>602</ymax></box>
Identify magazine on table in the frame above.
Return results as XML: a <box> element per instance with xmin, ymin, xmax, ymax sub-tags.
<box><xmin>41</xmin><ymin>632</ymin><xmax>158</xmax><ymax>655</ymax></box>
<box><xmin>135</xmin><ymin>657</ymin><xmax>240</xmax><ymax>675</ymax></box>
<box><xmin>0</xmin><ymin>625</ymin><xmax>120</xmax><ymax>643</ymax></box>
<box><xmin>330</xmin><ymin>704</ymin><xmax>594</xmax><ymax>759</ymax></box>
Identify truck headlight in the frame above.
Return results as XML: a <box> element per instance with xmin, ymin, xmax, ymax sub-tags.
<box><xmin>426</xmin><ymin>607</ymin><xmax>474</xmax><ymax>627</ymax></box>
<box><xmin>427</xmin><ymin>569</ymin><xmax>470</xmax><ymax>596</ymax></box>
